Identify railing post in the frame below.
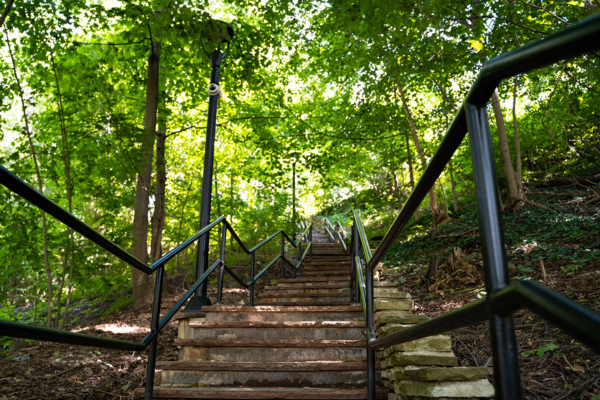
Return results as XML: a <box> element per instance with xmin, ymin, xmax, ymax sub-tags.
<box><xmin>349</xmin><ymin>223</ymin><xmax>355</xmax><ymax>303</ymax></box>
<box><xmin>145</xmin><ymin>265</ymin><xmax>164</xmax><ymax>400</ymax></box>
<box><xmin>298</xmin><ymin>237</ymin><xmax>303</xmax><ymax>279</ymax></box>
<box><xmin>366</xmin><ymin>264</ymin><xmax>376</xmax><ymax>400</ymax></box>
<box><xmin>309</xmin><ymin>224</ymin><xmax>313</xmax><ymax>259</ymax></box>
<box><xmin>466</xmin><ymin>102</ymin><xmax>522</xmax><ymax>400</ymax></box>
<box><xmin>216</xmin><ymin>222</ymin><xmax>227</xmax><ymax>305</ymax></box>
<box><xmin>353</xmin><ymin>223</ymin><xmax>360</xmax><ymax>301</ymax></box>
<box><xmin>250</xmin><ymin>252</ymin><xmax>255</xmax><ymax>306</ymax></box>
<box><xmin>280</xmin><ymin>231</ymin><xmax>285</xmax><ymax>278</ymax></box>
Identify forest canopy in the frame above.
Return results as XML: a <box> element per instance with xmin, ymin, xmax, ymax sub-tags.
<box><xmin>0</xmin><ymin>0</ymin><xmax>599</xmax><ymax>328</ymax></box>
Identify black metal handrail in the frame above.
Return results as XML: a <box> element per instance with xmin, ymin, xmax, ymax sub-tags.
<box><xmin>0</xmin><ymin>162</ymin><xmax>312</xmax><ymax>400</ymax></box>
<box><xmin>214</xmin><ymin>219</ymin><xmax>313</xmax><ymax>304</ymax></box>
<box><xmin>350</xmin><ymin>12</ymin><xmax>600</xmax><ymax>400</ymax></box>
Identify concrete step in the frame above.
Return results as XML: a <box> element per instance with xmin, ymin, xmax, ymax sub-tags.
<box><xmin>202</xmin><ymin>305</ymin><xmax>362</xmax><ymax>322</ymax></box>
<box><xmin>157</xmin><ymin>361</ymin><xmax>380</xmax><ymax>387</ymax></box>
<box><xmin>179</xmin><ymin>342</ymin><xmax>368</xmax><ymax>362</ymax></box>
<box><xmin>135</xmin><ymin>387</ymin><xmax>390</xmax><ymax>399</ymax></box>
<box><xmin>263</xmin><ymin>286</ymin><xmax>348</xmax><ymax>294</ymax></box>
<box><xmin>303</xmin><ymin>270</ymin><xmax>351</xmax><ymax>276</ymax></box>
<box><xmin>268</xmin><ymin>282</ymin><xmax>350</xmax><ymax>290</ymax></box>
<box><xmin>188</xmin><ymin>320</ymin><xmax>365</xmax><ymax>340</ymax></box>
<box><xmin>275</xmin><ymin>277</ymin><xmax>350</xmax><ymax>284</ymax></box>
<box><xmin>256</xmin><ymin>300</ymin><xmax>352</xmax><ymax>306</ymax></box>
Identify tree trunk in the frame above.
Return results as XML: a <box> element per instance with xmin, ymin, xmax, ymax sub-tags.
<box><xmin>6</xmin><ymin>32</ymin><xmax>53</xmax><ymax>328</ymax></box>
<box><xmin>150</xmin><ymin>103</ymin><xmax>167</xmax><ymax>263</ymax></box>
<box><xmin>512</xmin><ymin>77</ymin><xmax>523</xmax><ymax>189</ymax></box>
<box><xmin>491</xmin><ymin>88</ymin><xmax>523</xmax><ymax>210</ymax></box>
<box><xmin>131</xmin><ymin>43</ymin><xmax>160</xmax><ymax>308</ymax></box>
<box><xmin>50</xmin><ymin>48</ymin><xmax>74</xmax><ymax>328</ymax></box>
<box><xmin>449</xmin><ymin>161</ymin><xmax>458</xmax><ymax>211</ymax></box>
<box><xmin>405</xmin><ymin>133</ymin><xmax>420</xmax><ymax>221</ymax></box>
<box><xmin>391</xmin><ymin>169</ymin><xmax>404</xmax><ymax>210</ymax></box>
<box><xmin>398</xmin><ymin>85</ymin><xmax>439</xmax><ymax>219</ymax></box>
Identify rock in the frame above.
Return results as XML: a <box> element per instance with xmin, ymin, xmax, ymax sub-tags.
<box><xmin>374</xmin><ymin>281</ymin><xmax>398</xmax><ymax>288</ymax></box>
<box><xmin>377</xmin><ymin>336</ymin><xmax>452</xmax><ymax>358</ymax></box>
<box><xmin>381</xmin><ymin>351</ymin><xmax>458</xmax><ymax>368</ymax></box>
<box><xmin>376</xmin><ymin>324</ymin><xmax>412</xmax><ymax>338</ymax></box>
<box><xmin>9</xmin><ymin>338</ymin><xmax>28</xmax><ymax>355</ymax></box>
<box><xmin>374</xmin><ymin>288</ymin><xmax>411</xmax><ymax>299</ymax></box>
<box><xmin>387</xmin><ymin>366</ymin><xmax>490</xmax><ymax>382</ymax></box>
<box><xmin>507</xmin><ymin>263</ymin><xmax>516</xmax><ymax>272</ymax></box>
<box><xmin>374</xmin><ymin>299</ymin><xmax>410</xmax><ymax>311</ymax></box>
<box><xmin>394</xmin><ymin>378</ymin><xmax>495</xmax><ymax>398</ymax></box>
<box><xmin>375</xmin><ymin>311</ymin><xmax>429</xmax><ymax>329</ymax></box>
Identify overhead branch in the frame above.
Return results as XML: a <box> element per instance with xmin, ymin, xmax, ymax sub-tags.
<box><xmin>0</xmin><ymin>0</ymin><xmax>14</xmax><ymax>28</ymax></box>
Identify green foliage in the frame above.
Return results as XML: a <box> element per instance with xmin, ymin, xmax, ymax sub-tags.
<box><xmin>522</xmin><ymin>344</ymin><xmax>559</xmax><ymax>358</ymax></box>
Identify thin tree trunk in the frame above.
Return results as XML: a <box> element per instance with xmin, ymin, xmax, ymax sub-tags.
<box><xmin>512</xmin><ymin>77</ymin><xmax>523</xmax><ymax>190</ymax></box>
<box><xmin>175</xmin><ymin>179</ymin><xmax>196</xmax><ymax>269</ymax></box>
<box><xmin>6</xmin><ymin>32</ymin><xmax>53</xmax><ymax>328</ymax></box>
<box><xmin>398</xmin><ymin>85</ymin><xmax>439</xmax><ymax>219</ymax></box>
<box><xmin>50</xmin><ymin>48</ymin><xmax>74</xmax><ymax>328</ymax></box>
<box><xmin>150</xmin><ymin>102</ymin><xmax>167</xmax><ymax>263</ymax></box>
<box><xmin>405</xmin><ymin>133</ymin><xmax>420</xmax><ymax>221</ymax></box>
<box><xmin>0</xmin><ymin>0</ymin><xmax>15</xmax><ymax>28</ymax></box>
<box><xmin>491</xmin><ymin>88</ymin><xmax>523</xmax><ymax>210</ymax></box>
<box><xmin>229</xmin><ymin>174</ymin><xmax>234</xmax><ymax>250</ymax></box>
<box><xmin>215</xmin><ymin>160</ymin><xmax>221</xmax><ymax>216</ymax></box>
<box><xmin>391</xmin><ymin>170</ymin><xmax>404</xmax><ymax>210</ymax></box>
<box><xmin>449</xmin><ymin>161</ymin><xmax>458</xmax><ymax>211</ymax></box>
<box><xmin>131</xmin><ymin>42</ymin><xmax>160</xmax><ymax>308</ymax></box>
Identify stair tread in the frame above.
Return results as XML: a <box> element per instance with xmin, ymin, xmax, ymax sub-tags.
<box><xmin>188</xmin><ymin>321</ymin><xmax>365</xmax><ymax>328</ymax></box>
<box><xmin>275</xmin><ymin>277</ymin><xmax>350</xmax><ymax>283</ymax></box>
<box><xmin>174</xmin><ymin>339</ymin><xmax>366</xmax><ymax>347</ymax></box>
<box><xmin>134</xmin><ymin>387</ymin><xmax>389</xmax><ymax>399</ymax></box>
<box><xmin>266</xmin><ymin>283</ymin><xmax>350</xmax><ymax>290</ymax></box>
<box><xmin>258</xmin><ymin>291</ymin><xmax>350</xmax><ymax>298</ymax></box>
<box><xmin>255</xmin><ymin>301</ymin><xmax>352</xmax><ymax>306</ymax></box>
<box><xmin>156</xmin><ymin>361</ymin><xmax>374</xmax><ymax>371</ymax></box>
<box><xmin>202</xmin><ymin>305</ymin><xmax>361</xmax><ymax>312</ymax></box>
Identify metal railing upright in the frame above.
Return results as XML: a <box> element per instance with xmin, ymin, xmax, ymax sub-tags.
<box><xmin>349</xmin><ymin>13</ymin><xmax>600</xmax><ymax>400</ymax></box>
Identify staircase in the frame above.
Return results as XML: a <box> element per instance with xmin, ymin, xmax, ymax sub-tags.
<box><xmin>135</xmin><ymin>237</ymin><xmax>389</xmax><ymax>399</ymax></box>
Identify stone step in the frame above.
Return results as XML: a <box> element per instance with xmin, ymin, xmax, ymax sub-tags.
<box><xmin>134</xmin><ymin>387</ymin><xmax>390</xmax><ymax>399</ymax></box>
<box><xmin>275</xmin><ymin>277</ymin><xmax>350</xmax><ymax>284</ymax></box>
<box><xmin>303</xmin><ymin>270</ymin><xmax>351</xmax><ymax>276</ymax></box>
<box><xmin>268</xmin><ymin>282</ymin><xmax>350</xmax><ymax>290</ymax></box>
<box><xmin>256</xmin><ymin>300</ymin><xmax>351</xmax><ymax>306</ymax></box>
<box><xmin>376</xmin><ymin>335</ymin><xmax>452</xmax><ymax>357</ymax></box>
<box><xmin>263</xmin><ymin>287</ymin><xmax>348</xmax><ymax>294</ymax></box>
<box><xmin>302</xmin><ymin>265</ymin><xmax>351</xmax><ymax>271</ymax></box>
<box><xmin>258</xmin><ymin>292</ymin><xmax>350</xmax><ymax>298</ymax></box>
<box><xmin>160</xmin><ymin>367</ymin><xmax>376</xmax><ymax>388</ymax></box>
<box><xmin>392</xmin><ymin>379</ymin><xmax>495</xmax><ymax>398</ymax></box>
<box><xmin>382</xmin><ymin>366</ymin><xmax>489</xmax><ymax>382</ymax></box>
<box><xmin>188</xmin><ymin>321</ymin><xmax>365</xmax><ymax>341</ymax></box>
<box><xmin>202</xmin><ymin>305</ymin><xmax>363</xmax><ymax>322</ymax></box>
<box><xmin>374</xmin><ymin>311</ymin><xmax>427</xmax><ymax>329</ymax></box>
<box><xmin>380</xmin><ymin>351</ymin><xmax>458</xmax><ymax>368</ymax></box>
<box><xmin>180</xmin><ymin>343</ymin><xmax>368</xmax><ymax>362</ymax></box>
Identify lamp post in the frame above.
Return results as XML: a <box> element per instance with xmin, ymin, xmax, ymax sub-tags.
<box><xmin>184</xmin><ymin>20</ymin><xmax>234</xmax><ymax>312</ymax></box>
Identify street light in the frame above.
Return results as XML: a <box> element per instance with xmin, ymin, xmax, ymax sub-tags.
<box><xmin>184</xmin><ymin>20</ymin><xmax>234</xmax><ymax>312</ymax></box>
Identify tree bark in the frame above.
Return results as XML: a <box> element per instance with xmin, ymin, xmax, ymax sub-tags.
<box><xmin>405</xmin><ymin>133</ymin><xmax>420</xmax><ymax>221</ymax></box>
<box><xmin>491</xmin><ymin>88</ymin><xmax>523</xmax><ymax>210</ymax></box>
<box><xmin>398</xmin><ymin>85</ymin><xmax>439</xmax><ymax>219</ymax></box>
<box><xmin>150</xmin><ymin>101</ymin><xmax>167</xmax><ymax>263</ymax></box>
<box><xmin>131</xmin><ymin>43</ymin><xmax>160</xmax><ymax>308</ymax></box>
<box><xmin>6</xmin><ymin>32</ymin><xmax>53</xmax><ymax>328</ymax></box>
<box><xmin>512</xmin><ymin>77</ymin><xmax>523</xmax><ymax>189</ymax></box>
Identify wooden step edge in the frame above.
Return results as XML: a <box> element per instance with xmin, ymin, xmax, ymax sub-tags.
<box><xmin>201</xmin><ymin>305</ymin><xmax>362</xmax><ymax>312</ymax></box>
<box><xmin>188</xmin><ymin>321</ymin><xmax>365</xmax><ymax>328</ymax></box>
<box><xmin>155</xmin><ymin>361</ymin><xmax>379</xmax><ymax>371</ymax></box>
<box><xmin>257</xmin><ymin>291</ymin><xmax>350</xmax><ymax>298</ymax></box>
<box><xmin>275</xmin><ymin>277</ymin><xmax>350</xmax><ymax>283</ymax></box>
<box><xmin>173</xmin><ymin>339</ymin><xmax>366</xmax><ymax>348</ymax></box>
<box><xmin>134</xmin><ymin>387</ymin><xmax>390</xmax><ymax>399</ymax></box>
<box><xmin>255</xmin><ymin>301</ymin><xmax>353</xmax><ymax>306</ymax></box>
<box><xmin>264</xmin><ymin>284</ymin><xmax>350</xmax><ymax>290</ymax></box>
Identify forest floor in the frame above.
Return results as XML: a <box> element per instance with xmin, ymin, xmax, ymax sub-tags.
<box><xmin>0</xmin><ymin>249</ymin><xmax>287</xmax><ymax>400</ymax></box>
<box><xmin>377</xmin><ymin>187</ymin><xmax>600</xmax><ymax>399</ymax></box>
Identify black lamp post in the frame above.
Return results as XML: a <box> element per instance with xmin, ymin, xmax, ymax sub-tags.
<box><xmin>184</xmin><ymin>20</ymin><xmax>234</xmax><ymax>312</ymax></box>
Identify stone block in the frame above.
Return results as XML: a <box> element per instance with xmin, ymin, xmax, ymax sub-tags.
<box><xmin>374</xmin><ymin>281</ymin><xmax>398</xmax><ymax>288</ymax></box>
<box><xmin>374</xmin><ymin>299</ymin><xmax>410</xmax><ymax>311</ymax></box>
<box><xmin>374</xmin><ymin>288</ymin><xmax>411</xmax><ymax>299</ymax></box>
<box><xmin>387</xmin><ymin>366</ymin><xmax>490</xmax><ymax>382</ymax></box>
<box><xmin>393</xmin><ymin>378</ymin><xmax>495</xmax><ymax>398</ymax></box>
<box><xmin>375</xmin><ymin>311</ymin><xmax>429</xmax><ymax>329</ymax></box>
<box><xmin>382</xmin><ymin>335</ymin><xmax>452</xmax><ymax>356</ymax></box>
<box><xmin>381</xmin><ymin>351</ymin><xmax>457</xmax><ymax>368</ymax></box>
<box><xmin>376</xmin><ymin>324</ymin><xmax>412</xmax><ymax>338</ymax></box>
